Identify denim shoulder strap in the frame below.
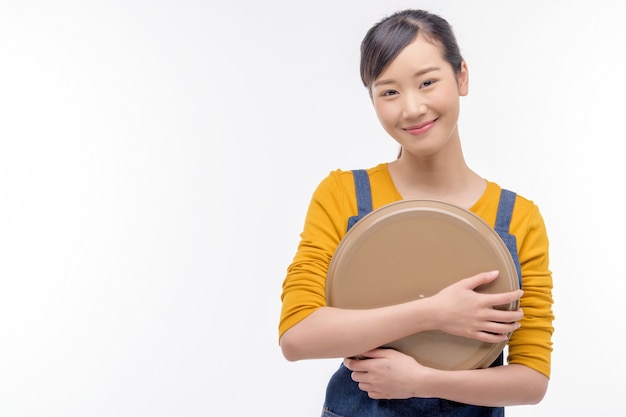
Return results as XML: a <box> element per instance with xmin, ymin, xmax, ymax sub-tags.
<box><xmin>495</xmin><ymin>189</ymin><xmax>523</xmax><ymax>288</ymax></box>
<box><xmin>347</xmin><ymin>169</ymin><xmax>373</xmax><ymax>232</ymax></box>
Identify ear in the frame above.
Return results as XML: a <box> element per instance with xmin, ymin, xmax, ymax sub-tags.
<box><xmin>457</xmin><ymin>60</ymin><xmax>469</xmax><ymax>96</ymax></box>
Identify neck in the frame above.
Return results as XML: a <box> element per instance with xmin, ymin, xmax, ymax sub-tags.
<box><xmin>388</xmin><ymin>141</ymin><xmax>485</xmax><ymax>208</ymax></box>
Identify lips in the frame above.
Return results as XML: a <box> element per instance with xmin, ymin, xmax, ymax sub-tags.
<box><xmin>403</xmin><ymin>118</ymin><xmax>437</xmax><ymax>135</ymax></box>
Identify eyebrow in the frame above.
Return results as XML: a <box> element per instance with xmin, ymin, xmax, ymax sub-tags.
<box><xmin>373</xmin><ymin>66</ymin><xmax>441</xmax><ymax>88</ymax></box>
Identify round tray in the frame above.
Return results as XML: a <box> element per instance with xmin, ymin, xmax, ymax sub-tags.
<box><xmin>326</xmin><ymin>199</ymin><xmax>519</xmax><ymax>370</ymax></box>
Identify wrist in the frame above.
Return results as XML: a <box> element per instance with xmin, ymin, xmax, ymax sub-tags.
<box><xmin>412</xmin><ymin>295</ymin><xmax>439</xmax><ymax>332</ymax></box>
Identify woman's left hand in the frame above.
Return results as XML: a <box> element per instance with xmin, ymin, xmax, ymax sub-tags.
<box><xmin>343</xmin><ymin>348</ymin><xmax>429</xmax><ymax>399</ymax></box>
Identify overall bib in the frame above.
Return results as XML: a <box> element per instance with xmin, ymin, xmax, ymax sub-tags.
<box><xmin>321</xmin><ymin>170</ymin><xmax>522</xmax><ymax>417</ymax></box>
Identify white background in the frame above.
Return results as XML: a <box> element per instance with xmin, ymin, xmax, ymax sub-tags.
<box><xmin>1</xmin><ymin>0</ymin><xmax>624</xmax><ymax>415</ymax></box>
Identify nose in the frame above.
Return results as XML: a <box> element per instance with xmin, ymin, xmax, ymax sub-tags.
<box><xmin>401</xmin><ymin>91</ymin><xmax>427</xmax><ymax>119</ymax></box>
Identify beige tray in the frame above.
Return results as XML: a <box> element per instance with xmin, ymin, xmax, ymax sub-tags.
<box><xmin>326</xmin><ymin>199</ymin><xmax>519</xmax><ymax>370</ymax></box>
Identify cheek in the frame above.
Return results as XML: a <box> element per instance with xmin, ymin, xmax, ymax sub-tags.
<box><xmin>434</xmin><ymin>88</ymin><xmax>460</xmax><ymax>111</ymax></box>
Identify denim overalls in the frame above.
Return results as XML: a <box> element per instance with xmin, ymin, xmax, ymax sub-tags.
<box><xmin>321</xmin><ymin>170</ymin><xmax>522</xmax><ymax>417</ymax></box>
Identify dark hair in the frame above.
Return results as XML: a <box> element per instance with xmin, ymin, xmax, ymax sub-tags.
<box><xmin>360</xmin><ymin>9</ymin><xmax>464</xmax><ymax>90</ymax></box>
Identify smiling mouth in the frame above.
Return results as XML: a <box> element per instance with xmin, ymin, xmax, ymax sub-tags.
<box><xmin>403</xmin><ymin>118</ymin><xmax>438</xmax><ymax>133</ymax></box>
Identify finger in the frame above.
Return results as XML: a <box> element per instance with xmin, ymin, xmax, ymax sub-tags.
<box><xmin>351</xmin><ymin>371</ymin><xmax>364</xmax><ymax>383</ymax></box>
<box><xmin>482</xmin><ymin>290</ymin><xmax>524</xmax><ymax>308</ymax></box>
<box><xmin>480</xmin><ymin>320</ymin><xmax>521</xmax><ymax>336</ymax></box>
<box><xmin>367</xmin><ymin>390</ymin><xmax>383</xmax><ymax>400</ymax></box>
<box><xmin>461</xmin><ymin>270</ymin><xmax>500</xmax><ymax>289</ymax></box>
<box><xmin>487</xmin><ymin>307</ymin><xmax>524</xmax><ymax>323</ymax></box>
<box><xmin>473</xmin><ymin>331</ymin><xmax>511</xmax><ymax>343</ymax></box>
<box><xmin>344</xmin><ymin>356</ymin><xmax>371</xmax><ymax>372</ymax></box>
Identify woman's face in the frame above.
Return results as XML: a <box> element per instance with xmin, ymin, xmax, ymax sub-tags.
<box><xmin>370</xmin><ymin>35</ymin><xmax>468</xmax><ymax>158</ymax></box>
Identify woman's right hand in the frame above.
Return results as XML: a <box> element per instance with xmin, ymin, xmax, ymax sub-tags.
<box><xmin>429</xmin><ymin>270</ymin><xmax>523</xmax><ymax>343</ymax></box>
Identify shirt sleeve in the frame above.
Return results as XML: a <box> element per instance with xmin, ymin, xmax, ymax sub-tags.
<box><xmin>506</xmin><ymin>201</ymin><xmax>555</xmax><ymax>378</ymax></box>
<box><xmin>278</xmin><ymin>171</ymin><xmax>354</xmax><ymax>340</ymax></box>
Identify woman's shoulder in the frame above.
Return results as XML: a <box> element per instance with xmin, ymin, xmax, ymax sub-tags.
<box><xmin>483</xmin><ymin>181</ymin><xmax>544</xmax><ymax>228</ymax></box>
<box><xmin>485</xmin><ymin>181</ymin><xmax>539</xmax><ymax>209</ymax></box>
<box><xmin>317</xmin><ymin>163</ymin><xmax>389</xmax><ymax>190</ymax></box>
<box><xmin>324</xmin><ymin>163</ymin><xmax>388</xmax><ymax>178</ymax></box>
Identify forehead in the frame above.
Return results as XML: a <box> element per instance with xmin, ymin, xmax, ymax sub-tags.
<box><xmin>377</xmin><ymin>34</ymin><xmax>448</xmax><ymax>79</ymax></box>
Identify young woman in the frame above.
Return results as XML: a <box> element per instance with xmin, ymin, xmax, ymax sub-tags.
<box><xmin>279</xmin><ymin>9</ymin><xmax>554</xmax><ymax>416</ymax></box>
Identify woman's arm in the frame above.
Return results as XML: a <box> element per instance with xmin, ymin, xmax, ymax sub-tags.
<box><xmin>345</xmin><ymin>348</ymin><xmax>548</xmax><ymax>406</ymax></box>
<box><xmin>280</xmin><ymin>271</ymin><xmax>523</xmax><ymax>361</ymax></box>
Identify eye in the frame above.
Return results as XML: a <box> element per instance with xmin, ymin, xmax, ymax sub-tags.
<box><xmin>381</xmin><ymin>89</ymin><xmax>398</xmax><ymax>97</ymax></box>
<box><xmin>421</xmin><ymin>79</ymin><xmax>435</xmax><ymax>88</ymax></box>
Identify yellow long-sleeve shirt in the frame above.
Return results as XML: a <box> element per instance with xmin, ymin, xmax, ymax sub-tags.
<box><xmin>279</xmin><ymin>163</ymin><xmax>554</xmax><ymax>378</ymax></box>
